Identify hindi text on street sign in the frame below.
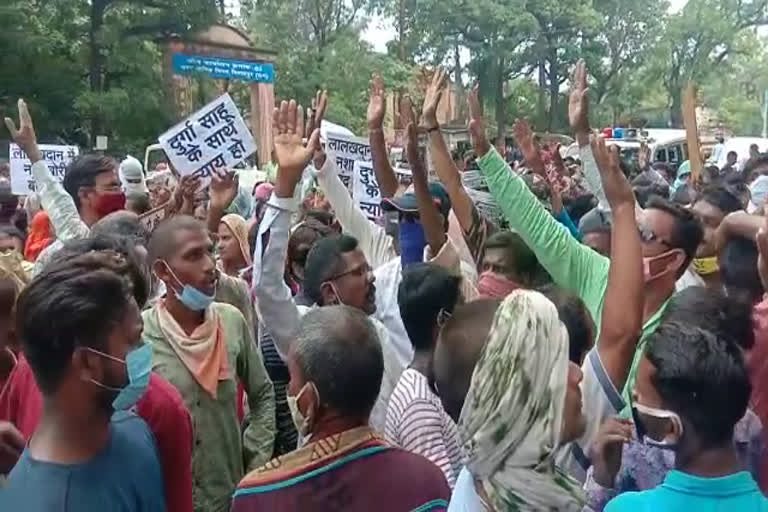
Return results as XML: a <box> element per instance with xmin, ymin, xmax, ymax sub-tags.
<box><xmin>172</xmin><ymin>54</ymin><xmax>274</xmax><ymax>83</ymax></box>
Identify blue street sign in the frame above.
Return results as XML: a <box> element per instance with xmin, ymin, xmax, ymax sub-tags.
<box><xmin>172</xmin><ymin>54</ymin><xmax>274</xmax><ymax>83</ymax></box>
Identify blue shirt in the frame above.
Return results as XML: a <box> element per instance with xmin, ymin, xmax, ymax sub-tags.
<box><xmin>605</xmin><ymin>470</ymin><xmax>768</xmax><ymax>511</ymax></box>
<box><xmin>1</xmin><ymin>411</ymin><xmax>166</xmax><ymax>512</ymax></box>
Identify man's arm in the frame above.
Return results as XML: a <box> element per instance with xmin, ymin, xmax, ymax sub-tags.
<box><xmin>422</xmin><ymin>69</ymin><xmax>475</xmax><ymax>232</ymax></box>
<box><xmin>467</xmin><ymin>91</ymin><xmax>609</xmax><ymax>316</ymax></box>
<box><xmin>206</xmin><ymin>170</ymin><xmax>239</xmax><ymax>235</ymax></box>
<box><xmin>591</xmin><ymin>136</ymin><xmax>643</xmax><ymax>391</ymax></box>
<box><xmin>315</xmin><ymin>153</ymin><xmax>396</xmax><ymax>269</ymax></box>
<box><xmin>238</xmin><ymin>311</ymin><xmax>276</xmax><ymax>470</ymax></box>
<box><xmin>367</xmin><ymin>74</ymin><xmax>398</xmax><ymax>198</ymax></box>
<box><xmin>5</xmin><ymin>100</ymin><xmax>88</xmax><ymax>241</ymax></box>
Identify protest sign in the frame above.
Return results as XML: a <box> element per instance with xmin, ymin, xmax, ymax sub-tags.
<box><xmin>9</xmin><ymin>143</ymin><xmax>79</xmax><ymax>196</ymax></box>
<box><xmin>352</xmin><ymin>161</ymin><xmax>413</xmax><ymax>220</ymax></box>
<box><xmin>326</xmin><ymin>133</ymin><xmax>371</xmax><ymax>190</ymax></box>
<box><xmin>158</xmin><ymin>93</ymin><xmax>256</xmax><ymax>186</ymax></box>
<box><xmin>138</xmin><ymin>202</ymin><xmax>168</xmax><ymax>232</ymax></box>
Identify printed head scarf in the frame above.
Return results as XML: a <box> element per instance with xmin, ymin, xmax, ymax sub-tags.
<box><xmin>24</xmin><ymin>211</ymin><xmax>54</xmax><ymax>262</ymax></box>
<box><xmin>458</xmin><ymin>290</ymin><xmax>584</xmax><ymax>511</ymax></box>
<box><xmin>220</xmin><ymin>214</ymin><xmax>252</xmax><ymax>267</ymax></box>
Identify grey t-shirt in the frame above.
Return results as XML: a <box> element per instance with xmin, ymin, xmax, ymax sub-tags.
<box><xmin>1</xmin><ymin>411</ymin><xmax>166</xmax><ymax>512</ymax></box>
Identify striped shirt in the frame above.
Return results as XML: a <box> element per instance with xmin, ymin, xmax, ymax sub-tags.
<box><xmin>385</xmin><ymin>369</ymin><xmax>462</xmax><ymax>488</ymax></box>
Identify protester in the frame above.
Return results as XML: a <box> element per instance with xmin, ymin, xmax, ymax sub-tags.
<box><xmin>145</xmin><ymin>215</ymin><xmax>275</xmax><ymax>512</ymax></box>
<box><xmin>600</xmin><ymin>322</ymin><xmax>767</xmax><ymax>511</ymax></box>
<box><xmin>23</xmin><ymin>211</ymin><xmax>53</xmax><ymax>262</ymax></box>
<box><xmin>385</xmin><ymin>263</ymin><xmax>462</xmax><ymax>487</ymax></box>
<box><xmin>126</xmin><ymin>191</ymin><xmax>152</xmax><ymax>215</ymax></box>
<box><xmin>0</xmin><ymin>236</ymin><xmax>194</xmax><ymax>512</ymax></box>
<box><xmin>0</xmin><ymin>252</ymin><xmax>28</xmax><ymax>391</ymax></box>
<box><xmin>5</xmin><ymin>100</ymin><xmax>126</xmax><ymax>275</ymax></box>
<box><xmin>1</xmin><ymin>251</ymin><xmax>165</xmax><ymax>510</ymax></box>
<box><xmin>451</xmin><ymin>290</ymin><xmax>586</xmax><ymax>511</ymax></box>
<box><xmin>722</xmin><ymin>150</ymin><xmax>739</xmax><ymax>175</ymax></box>
<box><xmin>217</xmin><ymin>213</ymin><xmax>251</xmax><ymax>277</ymax></box>
<box><xmin>0</xmin><ymin>226</ymin><xmax>27</xmax><ymax>262</ymax></box>
<box><xmin>231</xmin><ymin>306</ymin><xmax>451</xmax><ymax>511</ymax></box>
<box><xmin>477</xmin><ymin>230</ymin><xmax>541</xmax><ymax>297</ymax></box>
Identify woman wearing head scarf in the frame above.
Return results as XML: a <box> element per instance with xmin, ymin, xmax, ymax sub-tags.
<box><xmin>455</xmin><ymin>290</ymin><xmax>587</xmax><ymax>511</ymax></box>
<box><xmin>23</xmin><ymin>211</ymin><xmax>54</xmax><ymax>262</ymax></box>
<box><xmin>217</xmin><ymin>213</ymin><xmax>251</xmax><ymax>278</ymax></box>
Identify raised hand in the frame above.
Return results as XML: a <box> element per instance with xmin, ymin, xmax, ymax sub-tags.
<box><xmin>367</xmin><ymin>74</ymin><xmax>386</xmax><ymax>130</ymax></box>
<box><xmin>468</xmin><ymin>85</ymin><xmax>490</xmax><ymax>157</ymax></box>
<box><xmin>306</xmin><ymin>90</ymin><xmax>328</xmax><ymax>135</ymax></box>
<box><xmin>512</xmin><ymin>120</ymin><xmax>537</xmax><ymax>164</ymax></box>
<box><xmin>568</xmin><ymin>59</ymin><xmax>590</xmax><ymax>135</ymax></box>
<box><xmin>4</xmin><ymin>99</ymin><xmax>42</xmax><ymax>163</ymax></box>
<box><xmin>591</xmin><ymin>134</ymin><xmax>635</xmax><ymax>209</ymax></box>
<box><xmin>209</xmin><ymin>168</ymin><xmax>239</xmax><ymax>211</ymax></box>
<box><xmin>400</xmin><ymin>95</ymin><xmax>418</xmax><ymax>132</ymax></box>
<box><xmin>273</xmin><ymin>99</ymin><xmax>320</xmax><ymax>197</ymax></box>
<box><xmin>590</xmin><ymin>417</ymin><xmax>633</xmax><ymax>488</ymax></box>
<box><xmin>422</xmin><ymin>68</ymin><xmax>447</xmax><ymax>129</ymax></box>
<box><xmin>405</xmin><ymin>122</ymin><xmax>426</xmax><ymax>179</ymax></box>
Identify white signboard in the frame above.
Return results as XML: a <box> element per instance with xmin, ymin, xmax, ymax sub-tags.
<box><xmin>9</xmin><ymin>143</ymin><xmax>79</xmax><ymax>196</ymax></box>
<box><xmin>352</xmin><ymin>161</ymin><xmax>413</xmax><ymax>220</ymax></box>
<box><xmin>158</xmin><ymin>93</ymin><xmax>255</xmax><ymax>186</ymax></box>
<box><xmin>326</xmin><ymin>133</ymin><xmax>371</xmax><ymax>190</ymax></box>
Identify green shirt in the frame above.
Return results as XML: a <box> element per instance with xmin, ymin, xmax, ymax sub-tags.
<box><xmin>477</xmin><ymin>148</ymin><xmax>667</xmax><ymax>406</ymax></box>
<box><xmin>144</xmin><ymin>302</ymin><xmax>276</xmax><ymax>512</ymax></box>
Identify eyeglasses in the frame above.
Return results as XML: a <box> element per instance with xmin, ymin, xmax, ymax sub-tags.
<box><xmin>637</xmin><ymin>223</ymin><xmax>672</xmax><ymax>248</ymax></box>
<box><xmin>326</xmin><ymin>262</ymin><xmax>373</xmax><ymax>281</ymax></box>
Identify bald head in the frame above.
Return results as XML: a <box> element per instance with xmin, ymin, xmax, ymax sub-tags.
<box><xmin>293</xmin><ymin>305</ymin><xmax>383</xmax><ymax>419</ymax></box>
<box><xmin>146</xmin><ymin>215</ymin><xmax>206</xmax><ymax>265</ymax></box>
<box><xmin>432</xmin><ymin>299</ymin><xmax>501</xmax><ymax>422</ymax></box>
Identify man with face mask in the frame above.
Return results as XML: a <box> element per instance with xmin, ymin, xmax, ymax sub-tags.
<box><xmin>2</xmin><ymin>251</ymin><xmax>164</xmax><ymax>510</ymax></box>
<box><xmin>144</xmin><ymin>215</ymin><xmax>275</xmax><ymax>512</ymax></box>
<box><xmin>466</xmin><ymin>85</ymin><xmax>704</xmax><ymax>414</ymax></box>
<box><xmin>253</xmin><ymin>99</ymin><xmax>405</xmax><ymax>433</ymax></box>
<box><xmin>5</xmin><ymin>100</ymin><xmax>127</xmax><ymax>276</ymax></box>
<box><xmin>599</xmin><ymin>322</ymin><xmax>767</xmax><ymax>511</ymax></box>
<box><xmin>231</xmin><ymin>306</ymin><xmax>451</xmax><ymax>511</ymax></box>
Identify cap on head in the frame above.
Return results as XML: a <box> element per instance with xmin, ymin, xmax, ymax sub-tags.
<box><xmin>381</xmin><ymin>182</ymin><xmax>451</xmax><ymax>218</ymax></box>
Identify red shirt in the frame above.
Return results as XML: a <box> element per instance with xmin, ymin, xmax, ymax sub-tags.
<box><xmin>0</xmin><ymin>355</ymin><xmax>194</xmax><ymax>512</ymax></box>
<box><xmin>749</xmin><ymin>298</ymin><xmax>768</xmax><ymax>492</ymax></box>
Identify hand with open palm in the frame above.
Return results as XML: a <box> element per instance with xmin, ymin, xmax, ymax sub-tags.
<box><xmin>273</xmin><ymin>99</ymin><xmax>320</xmax><ymax>198</ymax></box>
<box><xmin>422</xmin><ymin>68</ymin><xmax>447</xmax><ymax>130</ymax></box>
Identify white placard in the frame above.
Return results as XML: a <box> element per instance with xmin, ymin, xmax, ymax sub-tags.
<box><xmin>326</xmin><ymin>133</ymin><xmax>371</xmax><ymax>190</ymax></box>
<box><xmin>9</xmin><ymin>143</ymin><xmax>79</xmax><ymax>196</ymax></box>
<box><xmin>138</xmin><ymin>202</ymin><xmax>168</xmax><ymax>232</ymax></box>
<box><xmin>158</xmin><ymin>93</ymin><xmax>255</xmax><ymax>186</ymax></box>
<box><xmin>353</xmin><ymin>161</ymin><xmax>382</xmax><ymax>220</ymax></box>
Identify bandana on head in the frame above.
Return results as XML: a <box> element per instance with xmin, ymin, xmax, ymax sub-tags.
<box><xmin>459</xmin><ymin>290</ymin><xmax>585</xmax><ymax>511</ymax></box>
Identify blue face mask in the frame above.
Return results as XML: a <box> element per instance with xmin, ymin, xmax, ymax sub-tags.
<box><xmin>87</xmin><ymin>344</ymin><xmax>152</xmax><ymax>410</ymax></box>
<box><xmin>399</xmin><ymin>219</ymin><xmax>426</xmax><ymax>267</ymax></box>
<box><xmin>161</xmin><ymin>261</ymin><xmax>216</xmax><ymax>311</ymax></box>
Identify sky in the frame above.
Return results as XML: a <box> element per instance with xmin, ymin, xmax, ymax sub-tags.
<box><xmin>362</xmin><ymin>0</ymin><xmax>691</xmax><ymax>53</ymax></box>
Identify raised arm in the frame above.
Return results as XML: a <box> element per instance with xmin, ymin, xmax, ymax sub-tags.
<box><xmin>252</xmin><ymin>99</ymin><xmax>320</xmax><ymax>358</ymax></box>
<box><xmin>467</xmin><ymin>90</ymin><xmax>610</xmax><ymax>319</ymax></box>
<box><xmin>367</xmin><ymin>74</ymin><xmax>398</xmax><ymax>198</ymax></box>
<box><xmin>5</xmin><ymin>99</ymin><xmax>88</xmax><ymax>242</ymax></box>
<box><xmin>422</xmin><ymin>69</ymin><xmax>475</xmax><ymax>232</ymax></box>
<box><xmin>206</xmin><ymin>169</ymin><xmax>239</xmax><ymax>235</ymax></box>
<box><xmin>593</xmin><ymin>135</ymin><xmax>643</xmax><ymax>390</ymax></box>
<box><xmin>714</xmin><ymin>211</ymin><xmax>764</xmax><ymax>254</ymax></box>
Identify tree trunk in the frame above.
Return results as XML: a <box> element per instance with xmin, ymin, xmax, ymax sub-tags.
<box><xmin>495</xmin><ymin>55</ymin><xmax>506</xmax><ymax>151</ymax></box>
<box><xmin>536</xmin><ymin>39</ymin><xmax>546</xmax><ymax>129</ymax></box>
<box><xmin>548</xmin><ymin>42</ymin><xmax>558</xmax><ymax>132</ymax></box>
<box><xmin>669</xmin><ymin>89</ymin><xmax>683</xmax><ymax>128</ymax></box>
<box><xmin>89</xmin><ymin>0</ymin><xmax>108</xmax><ymax>144</ymax></box>
<box><xmin>398</xmin><ymin>0</ymin><xmax>407</xmax><ymax>61</ymax></box>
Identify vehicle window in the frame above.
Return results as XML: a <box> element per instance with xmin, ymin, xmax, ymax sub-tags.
<box><xmin>655</xmin><ymin>149</ymin><xmax>667</xmax><ymax>162</ymax></box>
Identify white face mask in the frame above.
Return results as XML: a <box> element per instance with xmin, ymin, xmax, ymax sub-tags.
<box><xmin>287</xmin><ymin>381</ymin><xmax>318</xmax><ymax>437</ymax></box>
<box><xmin>634</xmin><ymin>401</ymin><xmax>684</xmax><ymax>448</ymax></box>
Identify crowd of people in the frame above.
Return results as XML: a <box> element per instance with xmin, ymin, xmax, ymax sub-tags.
<box><xmin>1</xmin><ymin>58</ymin><xmax>768</xmax><ymax>511</ymax></box>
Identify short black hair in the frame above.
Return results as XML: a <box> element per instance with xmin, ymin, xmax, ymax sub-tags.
<box><xmin>398</xmin><ymin>263</ymin><xmax>461</xmax><ymax>351</ymax></box>
<box><xmin>694</xmin><ymin>186</ymin><xmax>743</xmax><ymax>215</ymax></box>
<box><xmin>645</xmin><ymin>195</ymin><xmax>703</xmax><ymax>269</ymax></box>
<box><xmin>91</xmin><ymin>211</ymin><xmax>150</xmax><ymax>247</ymax></box>
<box><xmin>288</xmin><ymin>218</ymin><xmax>335</xmax><ymax>270</ymax></box>
<box><xmin>634</xmin><ymin>184</ymin><xmax>671</xmax><ymax>209</ymax></box>
<box><xmin>146</xmin><ymin>215</ymin><xmax>206</xmax><ymax>265</ymax></box>
<box><xmin>47</xmin><ymin>235</ymin><xmax>150</xmax><ymax>309</ymax></box>
<box><xmin>303</xmin><ymin>234</ymin><xmax>359</xmax><ymax>306</ymax></box>
<box><xmin>539</xmin><ymin>284</ymin><xmax>594</xmax><ymax>363</ymax></box>
<box><xmin>484</xmin><ymin>231</ymin><xmax>539</xmax><ymax>283</ymax></box>
<box><xmin>645</xmin><ymin>322</ymin><xmax>750</xmax><ymax>448</ymax></box>
<box><xmin>63</xmin><ymin>154</ymin><xmax>118</xmax><ymax>210</ymax></box>
<box><xmin>720</xmin><ymin>236</ymin><xmax>764</xmax><ymax>305</ymax></box>
<box><xmin>564</xmin><ymin>194</ymin><xmax>598</xmax><ymax>224</ymax></box>
<box><xmin>17</xmin><ymin>252</ymin><xmax>135</xmax><ymax>394</ymax></box>
<box><xmin>0</xmin><ymin>225</ymin><xmax>26</xmax><ymax>247</ymax></box>
<box><xmin>727</xmin><ymin>151</ymin><xmax>738</xmax><ymax>159</ymax></box>
<box><xmin>663</xmin><ymin>286</ymin><xmax>754</xmax><ymax>350</ymax></box>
